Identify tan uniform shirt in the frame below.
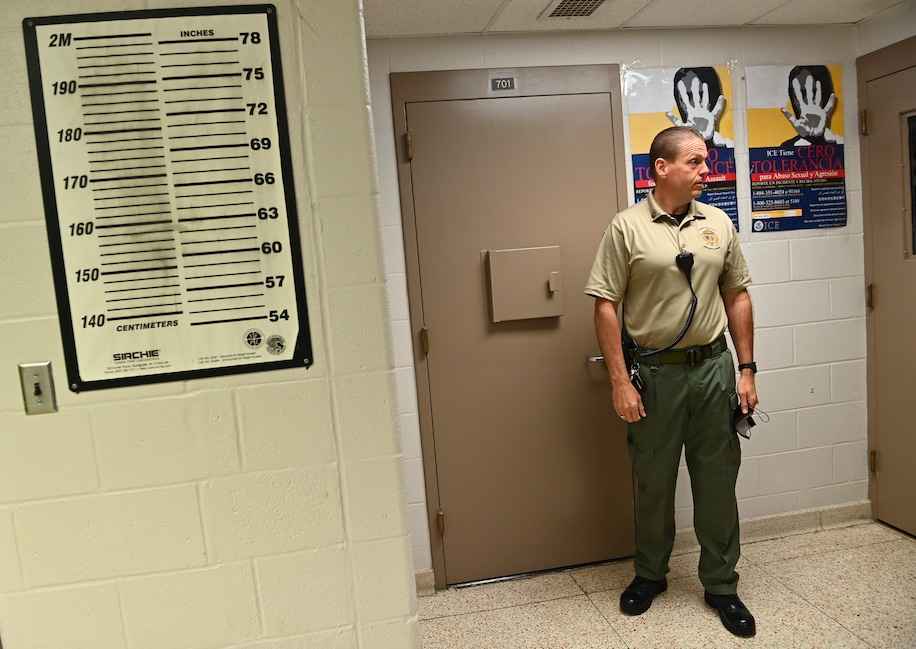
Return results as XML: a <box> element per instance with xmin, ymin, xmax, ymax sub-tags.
<box><xmin>584</xmin><ymin>192</ymin><xmax>752</xmax><ymax>349</ymax></box>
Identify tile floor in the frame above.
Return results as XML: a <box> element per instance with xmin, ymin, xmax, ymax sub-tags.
<box><xmin>417</xmin><ymin>521</ymin><xmax>916</xmax><ymax>648</ymax></box>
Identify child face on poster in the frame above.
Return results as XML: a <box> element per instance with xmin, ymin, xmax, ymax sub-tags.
<box><xmin>666</xmin><ymin>67</ymin><xmax>735</xmax><ymax>149</ymax></box>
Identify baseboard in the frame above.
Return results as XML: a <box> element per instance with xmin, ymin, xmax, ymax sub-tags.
<box><xmin>414</xmin><ymin>500</ymin><xmax>874</xmax><ymax>596</ymax></box>
<box><xmin>672</xmin><ymin>499</ymin><xmax>874</xmax><ymax>556</ymax></box>
<box><xmin>414</xmin><ymin>568</ymin><xmax>435</xmax><ymax>597</ymax></box>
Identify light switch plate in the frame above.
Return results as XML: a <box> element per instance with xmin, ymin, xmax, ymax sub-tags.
<box><xmin>18</xmin><ymin>362</ymin><xmax>57</xmax><ymax>415</ymax></box>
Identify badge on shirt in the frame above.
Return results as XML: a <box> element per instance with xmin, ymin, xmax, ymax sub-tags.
<box><xmin>699</xmin><ymin>227</ymin><xmax>722</xmax><ymax>250</ymax></box>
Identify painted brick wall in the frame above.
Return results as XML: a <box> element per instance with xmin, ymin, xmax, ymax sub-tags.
<box><xmin>0</xmin><ymin>1</ymin><xmax>418</xmax><ymax>648</ymax></box>
<box><xmin>367</xmin><ymin>24</ymin><xmax>878</xmax><ymax>572</ymax></box>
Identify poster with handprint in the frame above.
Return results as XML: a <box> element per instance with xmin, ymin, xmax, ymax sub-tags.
<box><xmin>746</xmin><ymin>64</ymin><xmax>847</xmax><ymax>232</ymax></box>
<box><xmin>624</xmin><ymin>66</ymin><xmax>739</xmax><ymax>229</ymax></box>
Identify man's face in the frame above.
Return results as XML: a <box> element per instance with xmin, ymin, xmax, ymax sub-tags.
<box><xmin>655</xmin><ymin>135</ymin><xmax>710</xmax><ymax>202</ymax></box>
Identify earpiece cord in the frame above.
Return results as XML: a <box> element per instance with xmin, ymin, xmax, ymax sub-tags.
<box><xmin>625</xmin><ymin>251</ymin><xmax>698</xmax><ymax>358</ymax></box>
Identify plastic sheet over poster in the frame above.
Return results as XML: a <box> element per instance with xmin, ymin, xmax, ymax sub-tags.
<box><xmin>746</xmin><ymin>64</ymin><xmax>848</xmax><ymax>233</ymax></box>
<box><xmin>23</xmin><ymin>5</ymin><xmax>313</xmax><ymax>391</ymax></box>
<box><xmin>624</xmin><ymin>65</ymin><xmax>739</xmax><ymax>230</ymax></box>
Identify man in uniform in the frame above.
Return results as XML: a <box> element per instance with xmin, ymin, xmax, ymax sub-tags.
<box><xmin>585</xmin><ymin>126</ymin><xmax>759</xmax><ymax>638</ymax></box>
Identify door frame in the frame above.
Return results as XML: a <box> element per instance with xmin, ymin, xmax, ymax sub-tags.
<box><xmin>389</xmin><ymin>65</ymin><xmax>629</xmax><ymax>589</ymax></box>
<box><xmin>856</xmin><ymin>35</ymin><xmax>916</xmax><ymax>520</ymax></box>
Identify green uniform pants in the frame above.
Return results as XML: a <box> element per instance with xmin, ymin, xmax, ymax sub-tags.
<box><xmin>627</xmin><ymin>347</ymin><xmax>741</xmax><ymax>595</ymax></box>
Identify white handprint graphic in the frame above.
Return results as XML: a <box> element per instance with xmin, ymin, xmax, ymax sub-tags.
<box><xmin>666</xmin><ymin>74</ymin><xmax>734</xmax><ymax>148</ymax></box>
<box><xmin>780</xmin><ymin>73</ymin><xmax>843</xmax><ymax>145</ymax></box>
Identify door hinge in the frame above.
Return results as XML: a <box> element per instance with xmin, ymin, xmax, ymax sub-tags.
<box><xmin>437</xmin><ymin>509</ymin><xmax>446</xmax><ymax>537</ymax></box>
<box><xmin>869</xmin><ymin>449</ymin><xmax>877</xmax><ymax>474</ymax></box>
<box><xmin>859</xmin><ymin>109</ymin><xmax>868</xmax><ymax>136</ymax></box>
<box><xmin>866</xmin><ymin>283</ymin><xmax>874</xmax><ymax>310</ymax></box>
<box><xmin>419</xmin><ymin>327</ymin><xmax>430</xmax><ymax>356</ymax></box>
<box><xmin>404</xmin><ymin>132</ymin><xmax>414</xmax><ymax>162</ymax></box>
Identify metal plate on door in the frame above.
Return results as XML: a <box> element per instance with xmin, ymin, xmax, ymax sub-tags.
<box><xmin>487</xmin><ymin>246</ymin><xmax>564</xmax><ymax>322</ymax></box>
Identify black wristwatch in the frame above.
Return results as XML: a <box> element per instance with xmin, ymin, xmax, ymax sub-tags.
<box><xmin>738</xmin><ymin>362</ymin><xmax>758</xmax><ymax>374</ymax></box>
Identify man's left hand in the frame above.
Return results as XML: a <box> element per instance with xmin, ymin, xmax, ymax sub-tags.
<box><xmin>737</xmin><ymin>373</ymin><xmax>758</xmax><ymax>414</ymax></box>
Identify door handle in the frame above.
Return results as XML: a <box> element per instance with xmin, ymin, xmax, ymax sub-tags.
<box><xmin>587</xmin><ymin>355</ymin><xmax>605</xmax><ymax>365</ymax></box>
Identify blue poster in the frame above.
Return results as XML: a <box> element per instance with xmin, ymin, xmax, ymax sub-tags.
<box><xmin>749</xmin><ymin>145</ymin><xmax>847</xmax><ymax>232</ymax></box>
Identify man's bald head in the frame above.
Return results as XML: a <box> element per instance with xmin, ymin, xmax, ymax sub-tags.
<box><xmin>648</xmin><ymin>126</ymin><xmax>706</xmax><ymax>181</ymax></box>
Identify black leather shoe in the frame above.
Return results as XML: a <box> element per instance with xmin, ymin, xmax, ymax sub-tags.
<box><xmin>619</xmin><ymin>576</ymin><xmax>667</xmax><ymax>616</ymax></box>
<box><xmin>704</xmin><ymin>592</ymin><xmax>756</xmax><ymax>638</ymax></box>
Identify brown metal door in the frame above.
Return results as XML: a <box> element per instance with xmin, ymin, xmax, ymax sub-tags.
<box><xmin>866</xmin><ymin>63</ymin><xmax>916</xmax><ymax>536</ymax></box>
<box><xmin>406</xmin><ymin>91</ymin><xmax>634</xmax><ymax>584</ymax></box>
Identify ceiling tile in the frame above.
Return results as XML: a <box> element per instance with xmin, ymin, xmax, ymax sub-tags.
<box><xmin>753</xmin><ymin>0</ymin><xmax>902</xmax><ymax>25</ymax></box>
<box><xmin>488</xmin><ymin>0</ymin><xmax>650</xmax><ymax>32</ymax></box>
<box><xmin>364</xmin><ymin>0</ymin><xmax>903</xmax><ymax>38</ymax></box>
<box><xmin>624</xmin><ymin>0</ymin><xmax>787</xmax><ymax>28</ymax></box>
<box><xmin>364</xmin><ymin>0</ymin><xmax>507</xmax><ymax>37</ymax></box>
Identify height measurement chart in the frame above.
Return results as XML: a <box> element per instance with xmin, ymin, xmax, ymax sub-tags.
<box><xmin>23</xmin><ymin>5</ymin><xmax>313</xmax><ymax>391</ymax></box>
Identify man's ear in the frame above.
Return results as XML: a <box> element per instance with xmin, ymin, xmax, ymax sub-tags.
<box><xmin>653</xmin><ymin>157</ymin><xmax>667</xmax><ymax>180</ymax></box>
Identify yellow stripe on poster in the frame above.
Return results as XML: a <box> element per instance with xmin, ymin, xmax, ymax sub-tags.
<box><xmin>827</xmin><ymin>63</ymin><xmax>845</xmax><ymax>137</ymax></box>
<box><xmin>714</xmin><ymin>65</ymin><xmax>735</xmax><ymax>141</ymax></box>
<box><xmin>747</xmin><ymin>108</ymin><xmax>798</xmax><ymax>148</ymax></box>
<box><xmin>629</xmin><ymin>113</ymin><xmax>673</xmax><ymax>153</ymax></box>
<box><xmin>751</xmin><ymin>209</ymin><xmax>803</xmax><ymax>219</ymax></box>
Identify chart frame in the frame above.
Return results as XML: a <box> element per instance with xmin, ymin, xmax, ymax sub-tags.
<box><xmin>23</xmin><ymin>4</ymin><xmax>314</xmax><ymax>392</ymax></box>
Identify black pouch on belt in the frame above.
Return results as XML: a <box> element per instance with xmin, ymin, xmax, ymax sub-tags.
<box><xmin>620</xmin><ymin>328</ymin><xmax>646</xmax><ymax>394</ymax></box>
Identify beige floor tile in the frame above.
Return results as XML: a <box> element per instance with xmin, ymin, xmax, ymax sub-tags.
<box><xmin>420</xmin><ymin>595</ymin><xmax>626</xmax><ymax>649</ymax></box>
<box><xmin>418</xmin><ymin>573</ymin><xmax>582</xmax><ymax>621</ymax></box>
<box><xmin>568</xmin><ymin>559</ymin><xmax>635</xmax><ymax>595</ymax></box>
<box><xmin>588</xmin><ymin>565</ymin><xmax>870</xmax><ymax>649</ymax></box>
<box><xmin>570</xmin><ymin>554</ymin><xmax>690</xmax><ymax>594</ymax></box>
<box><xmin>570</xmin><ymin>552</ymin><xmax>751</xmax><ymax>594</ymax></box>
<box><xmin>762</xmin><ymin>538</ymin><xmax>916</xmax><ymax>649</ymax></box>
<box><xmin>741</xmin><ymin>522</ymin><xmax>905</xmax><ymax>565</ymax></box>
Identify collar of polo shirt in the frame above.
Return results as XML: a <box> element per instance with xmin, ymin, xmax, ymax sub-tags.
<box><xmin>647</xmin><ymin>190</ymin><xmax>707</xmax><ymax>223</ymax></box>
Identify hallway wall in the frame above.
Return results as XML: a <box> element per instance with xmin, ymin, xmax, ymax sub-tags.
<box><xmin>856</xmin><ymin>0</ymin><xmax>916</xmax><ymax>55</ymax></box>
<box><xmin>367</xmin><ymin>24</ymin><xmax>873</xmax><ymax>573</ymax></box>
<box><xmin>0</xmin><ymin>1</ymin><xmax>417</xmax><ymax>648</ymax></box>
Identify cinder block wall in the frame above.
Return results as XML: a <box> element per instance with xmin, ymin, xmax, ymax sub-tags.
<box><xmin>0</xmin><ymin>1</ymin><xmax>418</xmax><ymax>648</ymax></box>
<box><xmin>368</xmin><ymin>24</ymin><xmax>876</xmax><ymax>573</ymax></box>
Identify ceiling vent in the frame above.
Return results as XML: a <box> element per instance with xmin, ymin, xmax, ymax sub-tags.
<box><xmin>539</xmin><ymin>0</ymin><xmax>607</xmax><ymax>19</ymax></box>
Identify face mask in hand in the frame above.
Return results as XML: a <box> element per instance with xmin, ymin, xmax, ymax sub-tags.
<box><xmin>732</xmin><ymin>406</ymin><xmax>770</xmax><ymax>440</ymax></box>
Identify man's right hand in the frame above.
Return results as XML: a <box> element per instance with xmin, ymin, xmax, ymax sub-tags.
<box><xmin>612</xmin><ymin>380</ymin><xmax>646</xmax><ymax>423</ymax></box>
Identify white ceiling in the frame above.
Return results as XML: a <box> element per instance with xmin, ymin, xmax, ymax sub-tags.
<box><xmin>363</xmin><ymin>0</ymin><xmax>904</xmax><ymax>38</ymax></box>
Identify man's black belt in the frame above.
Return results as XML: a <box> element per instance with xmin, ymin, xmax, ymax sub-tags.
<box><xmin>642</xmin><ymin>334</ymin><xmax>728</xmax><ymax>366</ymax></box>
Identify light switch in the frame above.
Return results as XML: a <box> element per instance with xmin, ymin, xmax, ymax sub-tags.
<box><xmin>18</xmin><ymin>362</ymin><xmax>57</xmax><ymax>415</ymax></box>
